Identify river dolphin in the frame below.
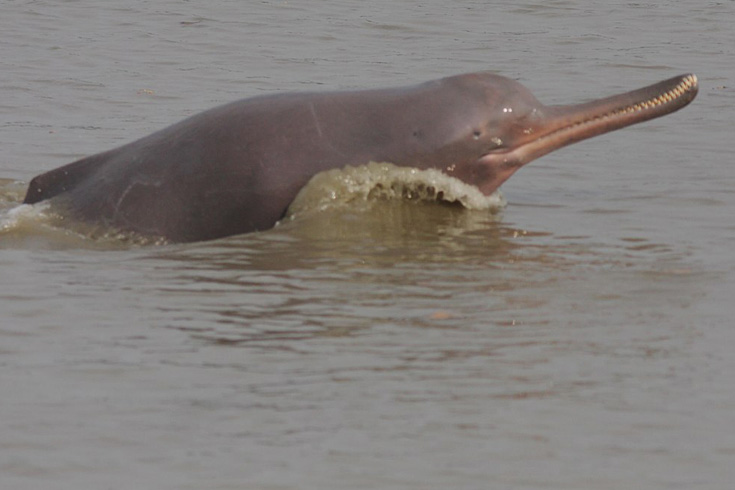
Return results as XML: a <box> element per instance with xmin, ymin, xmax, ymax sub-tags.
<box><xmin>23</xmin><ymin>72</ymin><xmax>698</xmax><ymax>242</ymax></box>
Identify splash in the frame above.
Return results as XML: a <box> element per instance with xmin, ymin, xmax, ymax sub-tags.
<box><xmin>286</xmin><ymin>161</ymin><xmax>506</xmax><ymax>219</ymax></box>
<box><xmin>0</xmin><ymin>178</ymin><xmax>49</xmax><ymax>236</ymax></box>
<box><xmin>1</xmin><ymin>202</ymin><xmax>50</xmax><ymax>231</ymax></box>
<box><xmin>0</xmin><ymin>198</ymin><xmax>83</xmax><ymax>249</ymax></box>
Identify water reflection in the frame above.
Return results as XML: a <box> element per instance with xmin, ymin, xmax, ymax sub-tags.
<box><xmin>133</xmin><ymin>198</ymin><xmax>696</xmax><ymax>348</ymax></box>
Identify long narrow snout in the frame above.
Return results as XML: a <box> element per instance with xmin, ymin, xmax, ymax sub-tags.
<box><xmin>512</xmin><ymin>73</ymin><xmax>699</xmax><ymax>165</ymax></box>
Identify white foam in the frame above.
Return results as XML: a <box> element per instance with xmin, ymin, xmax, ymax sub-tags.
<box><xmin>287</xmin><ymin>161</ymin><xmax>506</xmax><ymax>218</ymax></box>
<box><xmin>0</xmin><ymin>202</ymin><xmax>52</xmax><ymax>232</ymax></box>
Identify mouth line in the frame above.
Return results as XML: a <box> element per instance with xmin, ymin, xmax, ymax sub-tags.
<box><xmin>540</xmin><ymin>73</ymin><xmax>698</xmax><ymax>139</ymax></box>
<box><xmin>485</xmin><ymin>73</ymin><xmax>699</xmax><ymax>166</ymax></box>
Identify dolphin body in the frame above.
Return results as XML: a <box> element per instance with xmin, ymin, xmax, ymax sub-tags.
<box><xmin>24</xmin><ymin>72</ymin><xmax>698</xmax><ymax>243</ymax></box>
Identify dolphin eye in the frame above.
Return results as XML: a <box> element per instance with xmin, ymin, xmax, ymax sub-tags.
<box><xmin>472</xmin><ymin>130</ymin><xmax>482</xmax><ymax>140</ymax></box>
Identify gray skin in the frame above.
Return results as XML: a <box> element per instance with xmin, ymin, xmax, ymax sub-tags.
<box><xmin>23</xmin><ymin>72</ymin><xmax>698</xmax><ymax>243</ymax></box>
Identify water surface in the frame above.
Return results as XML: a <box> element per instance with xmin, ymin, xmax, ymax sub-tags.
<box><xmin>1</xmin><ymin>1</ymin><xmax>733</xmax><ymax>489</ymax></box>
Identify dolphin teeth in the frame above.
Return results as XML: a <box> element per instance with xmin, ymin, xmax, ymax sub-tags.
<box><xmin>527</xmin><ymin>74</ymin><xmax>697</xmax><ymax>155</ymax></box>
<box><xmin>609</xmin><ymin>74</ymin><xmax>698</xmax><ymax>118</ymax></box>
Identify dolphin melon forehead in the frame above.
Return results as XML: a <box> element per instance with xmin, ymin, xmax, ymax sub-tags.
<box><xmin>442</xmin><ymin>72</ymin><xmax>539</xmax><ymax>100</ymax></box>
<box><xmin>422</xmin><ymin>73</ymin><xmax>545</xmax><ymax>131</ymax></box>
